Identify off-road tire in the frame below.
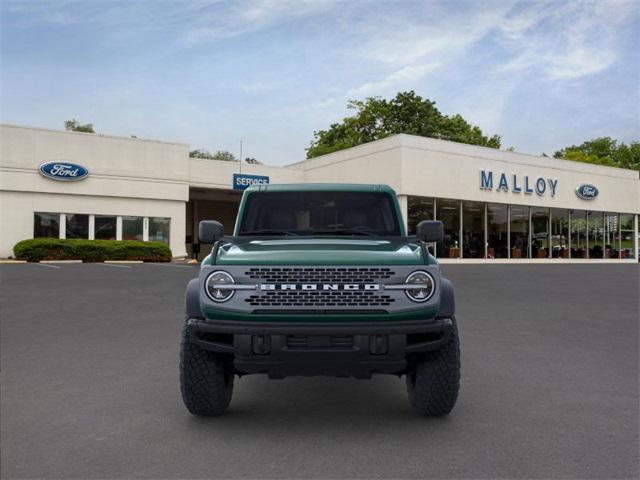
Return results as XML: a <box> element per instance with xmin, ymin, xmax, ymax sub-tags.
<box><xmin>406</xmin><ymin>316</ymin><xmax>460</xmax><ymax>416</ymax></box>
<box><xmin>180</xmin><ymin>320</ymin><xmax>234</xmax><ymax>416</ymax></box>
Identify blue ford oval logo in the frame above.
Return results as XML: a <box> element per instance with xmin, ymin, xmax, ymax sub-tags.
<box><xmin>575</xmin><ymin>184</ymin><xmax>598</xmax><ymax>200</ymax></box>
<box><xmin>39</xmin><ymin>161</ymin><xmax>89</xmax><ymax>182</ymax></box>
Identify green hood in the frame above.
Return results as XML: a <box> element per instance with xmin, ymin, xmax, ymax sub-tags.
<box><xmin>214</xmin><ymin>238</ymin><xmax>425</xmax><ymax>266</ymax></box>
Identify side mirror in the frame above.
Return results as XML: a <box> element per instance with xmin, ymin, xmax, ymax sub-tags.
<box><xmin>416</xmin><ymin>220</ymin><xmax>443</xmax><ymax>244</ymax></box>
<box><xmin>199</xmin><ymin>220</ymin><xmax>224</xmax><ymax>244</ymax></box>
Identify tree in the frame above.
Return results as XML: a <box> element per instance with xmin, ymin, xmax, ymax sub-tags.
<box><xmin>212</xmin><ymin>150</ymin><xmax>237</xmax><ymax>162</ymax></box>
<box><xmin>245</xmin><ymin>157</ymin><xmax>261</xmax><ymax>164</ymax></box>
<box><xmin>189</xmin><ymin>149</ymin><xmax>238</xmax><ymax>162</ymax></box>
<box><xmin>306</xmin><ymin>91</ymin><xmax>501</xmax><ymax>158</ymax></box>
<box><xmin>189</xmin><ymin>149</ymin><xmax>215</xmax><ymax>159</ymax></box>
<box><xmin>554</xmin><ymin>137</ymin><xmax>640</xmax><ymax>172</ymax></box>
<box><xmin>64</xmin><ymin>119</ymin><xmax>94</xmax><ymax>133</ymax></box>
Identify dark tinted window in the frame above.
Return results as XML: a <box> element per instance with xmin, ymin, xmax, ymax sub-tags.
<box><xmin>34</xmin><ymin>212</ymin><xmax>59</xmax><ymax>238</ymax></box>
<box><xmin>239</xmin><ymin>191</ymin><xmax>401</xmax><ymax>236</ymax></box>
<box><xmin>66</xmin><ymin>214</ymin><xmax>89</xmax><ymax>239</ymax></box>
<box><xmin>95</xmin><ymin>215</ymin><xmax>116</xmax><ymax>240</ymax></box>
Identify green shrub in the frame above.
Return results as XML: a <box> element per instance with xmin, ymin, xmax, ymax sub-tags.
<box><xmin>13</xmin><ymin>238</ymin><xmax>172</xmax><ymax>262</ymax></box>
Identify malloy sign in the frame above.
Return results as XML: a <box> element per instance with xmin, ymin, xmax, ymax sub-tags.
<box><xmin>480</xmin><ymin>170</ymin><xmax>558</xmax><ymax>197</ymax></box>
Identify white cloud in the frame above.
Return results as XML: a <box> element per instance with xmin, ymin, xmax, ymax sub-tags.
<box><xmin>347</xmin><ymin>63</ymin><xmax>440</xmax><ymax>97</ymax></box>
<box><xmin>499</xmin><ymin>0</ymin><xmax>637</xmax><ymax>79</ymax></box>
<box><xmin>183</xmin><ymin>0</ymin><xmax>341</xmax><ymax>44</ymax></box>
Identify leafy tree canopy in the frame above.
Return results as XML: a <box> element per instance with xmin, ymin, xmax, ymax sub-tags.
<box><xmin>65</xmin><ymin>119</ymin><xmax>94</xmax><ymax>133</ymax></box>
<box><xmin>189</xmin><ymin>149</ymin><xmax>238</xmax><ymax>162</ymax></box>
<box><xmin>554</xmin><ymin>137</ymin><xmax>640</xmax><ymax>172</ymax></box>
<box><xmin>306</xmin><ymin>91</ymin><xmax>501</xmax><ymax>158</ymax></box>
<box><xmin>244</xmin><ymin>157</ymin><xmax>261</xmax><ymax>164</ymax></box>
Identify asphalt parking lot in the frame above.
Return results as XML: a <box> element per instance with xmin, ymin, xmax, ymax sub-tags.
<box><xmin>1</xmin><ymin>263</ymin><xmax>638</xmax><ymax>479</ymax></box>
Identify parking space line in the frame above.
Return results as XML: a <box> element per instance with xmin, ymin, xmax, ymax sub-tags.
<box><xmin>96</xmin><ymin>263</ymin><xmax>132</xmax><ymax>269</ymax></box>
<box><xmin>35</xmin><ymin>263</ymin><xmax>61</xmax><ymax>269</ymax></box>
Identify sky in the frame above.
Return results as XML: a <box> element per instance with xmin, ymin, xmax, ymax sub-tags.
<box><xmin>1</xmin><ymin>0</ymin><xmax>639</xmax><ymax>165</ymax></box>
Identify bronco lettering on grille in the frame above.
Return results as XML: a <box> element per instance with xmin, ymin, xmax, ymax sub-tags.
<box><xmin>260</xmin><ymin>283</ymin><xmax>380</xmax><ymax>291</ymax></box>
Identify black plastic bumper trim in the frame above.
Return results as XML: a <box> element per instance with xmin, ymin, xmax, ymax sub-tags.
<box><xmin>189</xmin><ymin>318</ymin><xmax>452</xmax><ymax>336</ymax></box>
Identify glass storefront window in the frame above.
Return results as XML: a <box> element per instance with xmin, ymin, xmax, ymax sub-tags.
<box><xmin>407</xmin><ymin>196</ymin><xmax>434</xmax><ymax>235</ymax></box>
<box><xmin>436</xmin><ymin>199</ymin><xmax>460</xmax><ymax>258</ymax></box>
<box><xmin>510</xmin><ymin>206</ymin><xmax>529</xmax><ymax>259</ymax></box>
<box><xmin>149</xmin><ymin>217</ymin><xmax>170</xmax><ymax>244</ymax></box>
<box><xmin>34</xmin><ymin>212</ymin><xmax>60</xmax><ymax>238</ymax></box>
<box><xmin>65</xmin><ymin>214</ymin><xmax>89</xmax><ymax>239</ymax></box>
<box><xmin>571</xmin><ymin>210</ymin><xmax>587</xmax><ymax>258</ymax></box>
<box><xmin>122</xmin><ymin>216</ymin><xmax>143</xmax><ymax>241</ymax></box>
<box><xmin>620</xmin><ymin>214</ymin><xmax>635</xmax><ymax>259</ymax></box>
<box><xmin>95</xmin><ymin>215</ymin><xmax>117</xmax><ymax>240</ymax></box>
<box><xmin>531</xmin><ymin>207</ymin><xmax>550</xmax><ymax>258</ymax></box>
<box><xmin>551</xmin><ymin>209</ymin><xmax>570</xmax><ymax>258</ymax></box>
<box><xmin>462</xmin><ymin>201</ymin><xmax>484</xmax><ymax>258</ymax></box>
<box><xmin>603</xmin><ymin>213</ymin><xmax>619</xmax><ymax>259</ymax></box>
<box><xmin>588</xmin><ymin>211</ymin><xmax>604</xmax><ymax>258</ymax></box>
<box><xmin>487</xmin><ymin>203</ymin><xmax>508</xmax><ymax>259</ymax></box>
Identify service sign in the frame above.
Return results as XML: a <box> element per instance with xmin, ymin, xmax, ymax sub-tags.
<box><xmin>233</xmin><ymin>173</ymin><xmax>269</xmax><ymax>190</ymax></box>
<box><xmin>575</xmin><ymin>184</ymin><xmax>598</xmax><ymax>200</ymax></box>
<box><xmin>39</xmin><ymin>161</ymin><xmax>89</xmax><ymax>182</ymax></box>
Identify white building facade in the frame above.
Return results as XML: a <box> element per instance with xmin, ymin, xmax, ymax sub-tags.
<box><xmin>1</xmin><ymin>124</ymin><xmax>638</xmax><ymax>262</ymax></box>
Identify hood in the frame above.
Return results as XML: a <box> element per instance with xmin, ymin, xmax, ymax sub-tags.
<box><xmin>214</xmin><ymin>238</ymin><xmax>425</xmax><ymax>266</ymax></box>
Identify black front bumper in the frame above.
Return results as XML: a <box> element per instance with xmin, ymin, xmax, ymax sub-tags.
<box><xmin>188</xmin><ymin>318</ymin><xmax>453</xmax><ymax>378</ymax></box>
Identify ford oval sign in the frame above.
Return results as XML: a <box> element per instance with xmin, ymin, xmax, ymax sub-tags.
<box><xmin>39</xmin><ymin>161</ymin><xmax>89</xmax><ymax>182</ymax></box>
<box><xmin>575</xmin><ymin>184</ymin><xmax>598</xmax><ymax>200</ymax></box>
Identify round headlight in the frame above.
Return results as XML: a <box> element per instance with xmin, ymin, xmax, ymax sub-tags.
<box><xmin>205</xmin><ymin>271</ymin><xmax>235</xmax><ymax>302</ymax></box>
<box><xmin>405</xmin><ymin>271</ymin><xmax>435</xmax><ymax>302</ymax></box>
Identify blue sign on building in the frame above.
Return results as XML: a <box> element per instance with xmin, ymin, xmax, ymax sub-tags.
<box><xmin>39</xmin><ymin>161</ymin><xmax>89</xmax><ymax>182</ymax></box>
<box><xmin>575</xmin><ymin>184</ymin><xmax>599</xmax><ymax>200</ymax></box>
<box><xmin>233</xmin><ymin>173</ymin><xmax>269</xmax><ymax>190</ymax></box>
<box><xmin>480</xmin><ymin>170</ymin><xmax>558</xmax><ymax>197</ymax></box>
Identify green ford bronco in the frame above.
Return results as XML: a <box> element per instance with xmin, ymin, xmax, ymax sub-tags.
<box><xmin>181</xmin><ymin>184</ymin><xmax>460</xmax><ymax>416</ymax></box>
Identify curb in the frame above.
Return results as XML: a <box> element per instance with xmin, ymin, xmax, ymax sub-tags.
<box><xmin>0</xmin><ymin>260</ymin><xmax>27</xmax><ymax>264</ymax></box>
<box><xmin>103</xmin><ymin>260</ymin><xmax>144</xmax><ymax>264</ymax></box>
<box><xmin>40</xmin><ymin>260</ymin><xmax>83</xmax><ymax>264</ymax></box>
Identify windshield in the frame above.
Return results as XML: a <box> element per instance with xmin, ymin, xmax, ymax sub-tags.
<box><xmin>238</xmin><ymin>191</ymin><xmax>401</xmax><ymax>236</ymax></box>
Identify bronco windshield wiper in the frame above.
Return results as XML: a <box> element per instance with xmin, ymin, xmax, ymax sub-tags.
<box><xmin>240</xmin><ymin>229</ymin><xmax>299</xmax><ymax>236</ymax></box>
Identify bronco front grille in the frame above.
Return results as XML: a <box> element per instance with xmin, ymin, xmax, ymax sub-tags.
<box><xmin>245</xmin><ymin>290</ymin><xmax>394</xmax><ymax>307</ymax></box>
<box><xmin>244</xmin><ymin>267</ymin><xmax>395</xmax><ymax>283</ymax></box>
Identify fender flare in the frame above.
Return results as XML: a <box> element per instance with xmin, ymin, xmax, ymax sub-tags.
<box><xmin>185</xmin><ymin>278</ymin><xmax>203</xmax><ymax>319</ymax></box>
<box><xmin>437</xmin><ymin>277</ymin><xmax>455</xmax><ymax>318</ymax></box>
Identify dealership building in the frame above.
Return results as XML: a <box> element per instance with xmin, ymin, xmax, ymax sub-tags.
<box><xmin>1</xmin><ymin>123</ymin><xmax>638</xmax><ymax>262</ymax></box>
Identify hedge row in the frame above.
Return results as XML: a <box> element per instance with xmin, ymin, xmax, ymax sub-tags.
<box><xmin>13</xmin><ymin>238</ymin><xmax>172</xmax><ymax>262</ymax></box>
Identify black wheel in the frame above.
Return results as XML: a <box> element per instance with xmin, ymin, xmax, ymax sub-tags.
<box><xmin>180</xmin><ymin>320</ymin><xmax>234</xmax><ymax>416</ymax></box>
<box><xmin>406</xmin><ymin>316</ymin><xmax>460</xmax><ymax>416</ymax></box>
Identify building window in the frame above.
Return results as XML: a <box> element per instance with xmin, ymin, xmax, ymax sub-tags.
<box><xmin>34</xmin><ymin>212</ymin><xmax>60</xmax><ymax>238</ymax></box>
<box><xmin>65</xmin><ymin>214</ymin><xmax>89</xmax><ymax>239</ymax></box>
<box><xmin>620</xmin><ymin>214</ymin><xmax>635</xmax><ymax>259</ymax></box>
<box><xmin>436</xmin><ymin>199</ymin><xmax>460</xmax><ymax>258</ymax></box>
<box><xmin>603</xmin><ymin>213</ymin><xmax>619</xmax><ymax>259</ymax></box>
<box><xmin>95</xmin><ymin>215</ymin><xmax>117</xmax><ymax>240</ymax></box>
<box><xmin>588</xmin><ymin>211</ymin><xmax>604</xmax><ymax>258</ymax></box>
<box><xmin>149</xmin><ymin>217</ymin><xmax>170</xmax><ymax>244</ymax></box>
<box><xmin>487</xmin><ymin>203</ymin><xmax>508</xmax><ymax>259</ymax></box>
<box><xmin>551</xmin><ymin>209</ymin><xmax>570</xmax><ymax>258</ymax></box>
<box><xmin>407</xmin><ymin>196</ymin><xmax>434</xmax><ymax>235</ymax></box>
<box><xmin>510</xmin><ymin>205</ymin><xmax>530</xmax><ymax>259</ymax></box>
<box><xmin>462</xmin><ymin>201</ymin><xmax>484</xmax><ymax>258</ymax></box>
<box><xmin>571</xmin><ymin>210</ymin><xmax>587</xmax><ymax>258</ymax></box>
<box><xmin>122</xmin><ymin>216</ymin><xmax>143</xmax><ymax>241</ymax></box>
<box><xmin>531</xmin><ymin>207</ymin><xmax>550</xmax><ymax>258</ymax></box>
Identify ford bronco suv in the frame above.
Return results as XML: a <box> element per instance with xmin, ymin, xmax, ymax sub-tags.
<box><xmin>181</xmin><ymin>184</ymin><xmax>460</xmax><ymax>416</ymax></box>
